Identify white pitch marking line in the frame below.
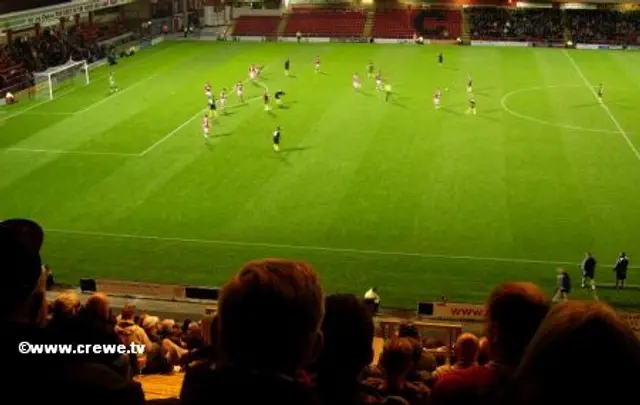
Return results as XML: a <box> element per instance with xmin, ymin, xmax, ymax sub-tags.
<box><xmin>139</xmin><ymin>107</ymin><xmax>208</xmax><ymax>156</ymax></box>
<box><xmin>563</xmin><ymin>50</ymin><xmax>640</xmax><ymax>162</ymax></box>
<box><xmin>46</xmin><ymin>227</ymin><xmax>640</xmax><ymax>269</ymax></box>
<box><xmin>139</xmin><ymin>72</ymin><xmax>270</xmax><ymax>157</ymax></box>
<box><xmin>0</xmin><ymin>87</ymin><xmax>76</xmax><ymax>123</ymax></box>
<box><xmin>500</xmin><ymin>84</ymin><xmax>622</xmax><ymax>135</ymax></box>
<box><xmin>75</xmin><ymin>74</ymin><xmax>159</xmax><ymax>114</ymax></box>
<box><xmin>5</xmin><ymin>148</ymin><xmax>138</xmax><ymax>157</ymax></box>
<box><xmin>22</xmin><ymin>112</ymin><xmax>77</xmax><ymax>116</ymax></box>
<box><xmin>138</xmin><ymin>94</ymin><xmax>264</xmax><ymax>156</ymax></box>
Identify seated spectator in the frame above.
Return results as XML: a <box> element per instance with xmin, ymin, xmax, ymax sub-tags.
<box><xmin>1</xmin><ymin>219</ymin><xmax>144</xmax><ymax>405</ymax></box>
<box><xmin>432</xmin><ymin>333</ymin><xmax>479</xmax><ymax>379</ymax></box>
<box><xmin>180</xmin><ymin>258</ymin><xmax>324</xmax><ymax>405</ymax></box>
<box><xmin>505</xmin><ymin>301</ymin><xmax>640</xmax><ymax>405</ymax></box>
<box><xmin>311</xmin><ymin>293</ymin><xmax>384</xmax><ymax>405</ymax></box>
<box><xmin>398</xmin><ymin>323</ymin><xmax>437</xmax><ymax>381</ymax></box>
<box><xmin>115</xmin><ymin>303</ymin><xmax>153</xmax><ymax>372</ymax></box>
<box><xmin>365</xmin><ymin>338</ymin><xmax>430</xmax><ymax>405</ymax></box>
<box><xmin>431</xmin><ymin>282</ymin><xmax>549</xmax><ymax>405</ymax></box>
<box><xmin>476</xmin><ymin>337</ymin><xmax>489</xmax><ymax>366</ymax></box>
<box><xmin>77</xmin><ymin>293</ymin><xmax>132</xmax><ymax>378</ymax></box>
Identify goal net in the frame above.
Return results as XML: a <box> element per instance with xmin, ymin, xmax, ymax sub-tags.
<box><xmin>33</xmin><ymin>59</ymin><xmax>90</xmax><ymax>101</ymax></box>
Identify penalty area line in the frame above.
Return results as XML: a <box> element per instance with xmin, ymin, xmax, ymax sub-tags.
<box><xmin>45</xmin><ymin>228</ymin><xmax>640</xmax><ymax>269</ymax></box>
<box><xmin>138</xmin><ymin>94</ymin><xmax>263</xmax><ymax>157</ymax></box>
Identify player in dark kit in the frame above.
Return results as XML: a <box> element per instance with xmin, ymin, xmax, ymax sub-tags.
<box><xmin>581</xmin><ymin>252</ymin><xmax>598</xmax><ymax>300</ymax></box>
<box><xmin>467</xmin><ymin>97</ymin><xmax>476</xmax><ymax>115</ymax></box>
<box><xmin>263</xmin><ymin>90</ymin><xmax>270</xmax><ymax>111</ymax></box>
<box><xmin>438</xmin><ymin>52</ymin><xmax>443</xmax><ymax>65</ymax></box>
<box><xmin>285</xmin><ymin>58</ymin><xmax>290</xmax><ymax>76</ymax></box>
<box><xmin>274</xmin><ymin>90</ymin><xmax>285</xmax><ymax>106</ymax></box>
<box><xmin>597</xmin><ymin>83</ymin><xmax>603</xmax><ymax>101</ymax></box>
<box><xmin>613</xmin><ymin>252</ymin><xmax>629</xmax><ymax>290</ymax></box>
<box><xmin>553</xmin><ymin>267</ymin><xmax>571</xmax><ymax>302</ymax></box>
<box><xmin>272</xmin><ymin>126</ymin><xmax>281</xmax><ymax>152</ymax></box>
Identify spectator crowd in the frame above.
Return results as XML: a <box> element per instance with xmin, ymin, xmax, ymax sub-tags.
<box><xmin>3</xmin><ymin>217</ymin><xmax>640</xmax><ymax>405</ymax></box>
<box><xmin>467</xmin><ymin>8</ymin><xmax>640</xmax><ymax>45</ymax></box>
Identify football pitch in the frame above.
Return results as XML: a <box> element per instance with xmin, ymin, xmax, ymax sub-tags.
<box><xmin>1</xmin><ymin>41</ymin><xmax>639</xmax><ymax>309</ymax></box>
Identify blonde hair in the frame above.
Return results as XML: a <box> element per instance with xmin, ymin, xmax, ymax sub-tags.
<box><xmin>51</xmin><ymin>292</ymin><xmax>80</xmax><ymax>318</ymax></box>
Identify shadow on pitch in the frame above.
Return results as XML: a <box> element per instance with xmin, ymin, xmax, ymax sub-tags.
<box><xmin>441</xmin><ymin>107</ymin><xmax>462</xmax><ymax>116</ymax></box>
<box><xmin>281</xmin><ymin>146</ymin><xmax>310</xmax><ymax>154</ymax></box>
<box><xmin>215</xmin><ymin>132</ymin><xmax>233</xmax><ymax>138</ymax></box>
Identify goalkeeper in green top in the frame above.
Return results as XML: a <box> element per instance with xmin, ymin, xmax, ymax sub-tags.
<box><xmin>367</xmin><ymin>61</ymin><xmax>374</xmax><ymax>79</ymax></box>
<box><xmin>109</xmin><ymin>72</ymin><xmax>119</xmax><ymax>93</ymax></box>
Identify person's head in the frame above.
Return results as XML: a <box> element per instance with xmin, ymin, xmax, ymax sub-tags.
<box><xmin>556</xmin><ymin>267</ymin><xmax>564</xmax><ymax>275</ymax></box>
<box><xmin>84</xmin><ymin>292</ymin><xmax>110</xmax><ymax>320</ymax></box>
<box><xmin>0</xmin><ymin>219</ymin><xmax>47</xmax><ymax>325</ymax></box>
<box><xmin>508</xmin><ymin>301</ymin><xmax>640</xmax><ymax>405</ymax></box>
<box><xmin>119</xmin><ymin>303</ymin><xmax>135</xmax><ymax>321</ymax></box>
<box><xmin>620</xmin><ymin>252</ymin><xmax>627</xmax><ymax>258</ymax></box>
<box><xmin>586</xmin><ymin>252</ymin><xmax>592</xmax><ymax>258</ymax></box>
<box><xmin>477</xmin><ymin>336</ymin><xmax>490</xmax><ymax>365</ymax></box>
<box><xmin>379</xmin><ymin>337</ymin><xmax>414</xmax><ymax>380</ymax></box>
<box><xmin>51</xmin><ymin>292</ymin><xmax>81</xmax><ymax>320</ymax></box>
<box><xmin>218</xmin><ymin>258</ymin><xmax>324</xmax><ymax>374</ymax></box>
<box><xmin>398</xmin><ymin>322</ymin><xmax>420</xmax><ymax>340</ymax></box>
<box><xmin>454</xmin><ymin>333</ymin><xmax>479</xmax><ymax>365</ymax></box>
<box><xmin>485</xmin><ymin>282</ymin><xmax>550</xmax><ymax>366</ymax></box>
<box><xmin>142</xmin><ymin>315</ymin><xmax>160</xmax><ymax>334</ymax></box>
<box><xmin>315</xmin><ymin>294</ymin><xmax>374</xmax><ymax>381</ymax></box>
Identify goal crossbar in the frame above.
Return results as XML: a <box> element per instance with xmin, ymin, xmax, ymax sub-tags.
<box><xmin>33</xmin><ymin>59</ymin><xmax>90</xmax><ymax>100</ymax></box>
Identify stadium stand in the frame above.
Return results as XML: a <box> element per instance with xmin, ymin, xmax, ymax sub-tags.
<box><xmin>233</xmin><ymin>15</ymin><xmax>281</xmax><ymax>37</ymax></box>
<box><xmin>371</xmin><ymin>9</ymin><xmax>419</xmax><ymax>39</ymax></box>
<box><xmin>284</xmin><ymin>10</ymin><xmax>366</xmax><ymax>38</ymax></box>
<box><xmin>566</xmin><ymin>9</ymin><xmax>640</xmax><ymax>45</ymax></box>
<box><xmin>466</xmin><ymin>7</ymin><xmax>564</xmax><ymax>42</ymax></box>
<box><xmin>2</xmin><ymin>218</ymin><xmax>640</xmax><ymax>404</ymax></box>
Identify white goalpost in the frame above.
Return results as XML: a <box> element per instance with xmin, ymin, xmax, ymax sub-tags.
<box><xmin>33</xmin><ymin>59</ymin><xmax>90</xmax><ymax>101</ymax></box>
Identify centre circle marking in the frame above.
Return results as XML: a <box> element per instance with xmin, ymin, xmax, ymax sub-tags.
<box><xmin>500</xmin><ymin>84</ymin><xmax>621</xmax><ymax>134</ymax></box>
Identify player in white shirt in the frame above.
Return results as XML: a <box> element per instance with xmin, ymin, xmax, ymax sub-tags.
<box><xmin>375</xmin><ymin>72</ymin><xmax>382</xmax><ymax>91</ymax></box>
<box><xmin>202</xmin><ymin>114</ymin><xmax>210</xmax><ymax>142</ymax></box>
<box><xmin>352</xmin><ymin>73</ymin><xmax>361</xmax><ymax>91</ymax></box>
<box><xmin>249</xmin><ymin>65</ymin><xmax>256</xmax><ymax>81</ymax></box>
<box><xmin>219</xmin><ymin>89</ymin><xmax>227</xmax><ymax>111</ymax></box>
<box><xmin>235</xmin><ymin>82</ymin><xmax>244</xmax><ymax>103</ymax></box>
<box><xmin>433</xmin><ymin>89</ymin><xmax>442</xmax><ymax>110</ymax></box>
<box><xmin>314</xmin><ymin>56</ymin><xmax>320</xmax><ymax>73</ymax></box>
<box><xmin>467</xmin><ymin>74</ymin><xmax>473</xmax><ymax>93</ymax></box>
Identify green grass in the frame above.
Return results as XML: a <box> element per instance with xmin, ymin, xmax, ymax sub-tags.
<box><xmin>1</xmin><ymin>41</ymin><xmax>639</xmax><ymax>309</ymax></box>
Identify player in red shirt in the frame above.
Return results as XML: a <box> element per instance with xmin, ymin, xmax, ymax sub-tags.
<box><xmin>433</xmin><ymin>89</ymin><xmax>442</xmax><ymax>110</ymax></box>
<box><xmin>219</xmin><ymin>89</ymin><xmax>227</xmax><ymax>112</ymax></box>
<box><xmin>202</xmin><ymin>114</ymin><xmax>210</xmax><ymax>142</ymax></box>
<box><xmin>235</xmin><ymin>82</ymin><xmax>244</xmax><ymax>103</ymax></box>
<box><xmin>352</xmin><ymin>73</ymin><xmax>361</xmax><ymax>91</ymax></box>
